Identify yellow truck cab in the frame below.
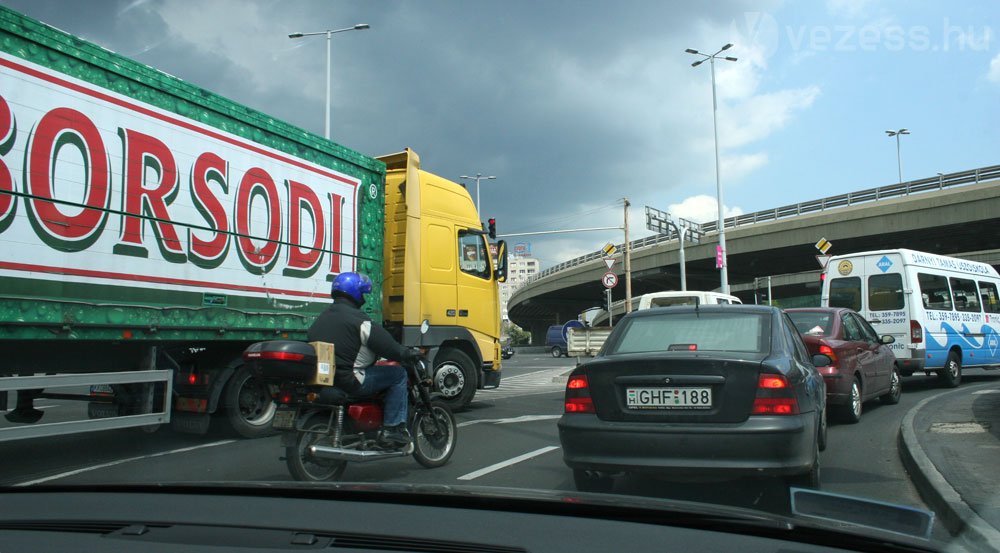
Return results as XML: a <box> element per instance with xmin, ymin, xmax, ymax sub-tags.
<box><xmin>379</xmin><ymin>150</ymin><xmax>507</xmax><ymax>409</ymax></box>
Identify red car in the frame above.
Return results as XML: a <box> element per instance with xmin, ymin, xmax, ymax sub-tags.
<box><xmin>785</xmin><ymin>308</ymin><xmax>901</xmax><ymax>423</ymax></box>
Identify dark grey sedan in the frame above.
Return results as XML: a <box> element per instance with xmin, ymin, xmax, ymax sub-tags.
<box><xmin>558</xmin><ymin>305</ymin><xmax>829</xmax><ymax>492</ymax></box>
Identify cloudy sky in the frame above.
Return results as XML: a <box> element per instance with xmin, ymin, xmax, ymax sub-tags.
<box><xmin>7</xmin><ymin>0</ymin><xmax>998</xmax><ymax>268</ymax></box>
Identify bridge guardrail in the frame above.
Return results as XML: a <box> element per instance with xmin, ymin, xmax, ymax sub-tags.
<box><xmin>522</xmin><ymin>165</ymin><xmax>1000</xmax><ymax>285</ymax></box>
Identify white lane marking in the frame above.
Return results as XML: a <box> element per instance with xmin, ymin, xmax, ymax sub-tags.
<box><xmin>14</xmin><ymin>440</ymin><xmax>236</xmax><ymax>487</ymax></box>
<box><xmin>458</xmin><ymin>414</ymin><xmax>561</xmax><ymax>428</ymax></box>
<box><xmin>972</xmin><ymin>389</ymin><xmax>1000</xmax><ymax>395</ymax></box>
<box><xmin>457</xmin><ymin>446</ymin><xmax>560</xmax><ymax>481</ymax></box>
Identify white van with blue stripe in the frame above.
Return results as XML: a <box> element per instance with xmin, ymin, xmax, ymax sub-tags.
<box><xmin>821</xmin><ymin>249</ymin><xmax>1000</xmax><ymax>387</ymax></box>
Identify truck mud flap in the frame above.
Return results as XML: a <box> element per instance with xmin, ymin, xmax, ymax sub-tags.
<box><xmin>171</xmin><ymin>412</ymin><xmax>211</xmax><ymax>435</ymax></box>
<box><xmin>481</xmin><ymin>368</ymin><xmax>501</xmax><ymax>389</ymax></box>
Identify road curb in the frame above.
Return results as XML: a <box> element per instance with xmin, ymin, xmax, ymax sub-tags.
<box><xmin>898</xmin><ymin>382</ymin><xmax>1000</xmax><ymax>551</ymax></box>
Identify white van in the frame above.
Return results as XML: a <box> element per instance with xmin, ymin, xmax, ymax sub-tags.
<box><xmin>637</xmin><ymin>291</ymin><xmax>742</xmax><ymax>310</ymax></box>
<box><xmin>821</xmin><ymin>248</ymin><xmax>1000</xmax><ymax>387</ymax></box>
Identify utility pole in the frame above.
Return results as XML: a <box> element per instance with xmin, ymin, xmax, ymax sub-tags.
<box><xmin>623</xmin><ymin>198</ymin><xmax>632</xmax><ymax>313</ymax></box>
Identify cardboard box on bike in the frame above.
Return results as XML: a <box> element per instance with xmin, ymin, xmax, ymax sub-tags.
<box><xmin>244</xmin><ymin>341</ymin><xmax>335</xmax><ymax>386</ymax></box>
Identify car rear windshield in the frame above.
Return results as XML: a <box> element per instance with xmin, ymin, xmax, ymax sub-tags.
<box><xmin>787</xmin><ymin>311</ymin><xmax>833</xmax><ymax>336</ymax></box>
<box><xmin>608</xmin><ymin>312</ymin><xmax>770</xmax><ymax>355</ymax></box>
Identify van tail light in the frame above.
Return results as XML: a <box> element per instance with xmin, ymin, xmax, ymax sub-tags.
<box><xmin>751</xmin><ymin>373</ymin><xmax>799</xmax><ymax>415</ymax></box>
<box><xmin>564</xmin><ymin>374</ymin><xmax>595</xmax><ymax>413</ymax></box>
<box><xmin>817</xmin><ymin>344</ymin><xmax>838</xmax><ymax>366</ymax></box>
<box><xmin>910</xmin><ymin>320</ymin><xmax>923</xmax><ymax>344</ymax></box>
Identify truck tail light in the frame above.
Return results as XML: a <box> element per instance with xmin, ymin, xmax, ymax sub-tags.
<box><xmin>752</xmin><ymin>373</ymin><xmax>799</xmax><ymax>415</ymax></box>
<box><xmin>910</xmin><ymin>320</ymin><xmax>923</xmax><ymax>344</ymax></box>
<box><xmin>564</xmin><ymin>374</ymin><xmax>595</xmax><ymax>413</ymax></box>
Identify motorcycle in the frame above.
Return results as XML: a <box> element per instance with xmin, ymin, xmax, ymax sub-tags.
<box><xmin>243</xmin><ymin>340</ymin><xmax>457</xmax><ymax>482</ymax></box>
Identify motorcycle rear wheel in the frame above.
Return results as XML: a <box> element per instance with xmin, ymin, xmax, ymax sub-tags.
<box><xmin>286</xmin><ymin>413</ymin><xmax>348</xmax><ymax>482</ymax></box>
<box><xmin>411</xmin><ymin>400</ymin><xmax>457</xmax><ymax>468</ymax></box>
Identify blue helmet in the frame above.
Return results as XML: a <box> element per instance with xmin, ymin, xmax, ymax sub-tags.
<box><xmin>331</xmin><ymin>272</ymin><xmax>372</xmax><ymax>304</ymax></box>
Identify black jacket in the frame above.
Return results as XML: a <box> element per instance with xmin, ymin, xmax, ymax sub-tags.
<box><xmin>307</xmin><ymin>298</ymin><xmax>409</xmax><ymax>392</ymax></box>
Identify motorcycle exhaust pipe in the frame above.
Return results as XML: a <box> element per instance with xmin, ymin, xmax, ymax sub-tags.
<box><xmin>308</xmin><ymin>443</ymin><xmax>414</xmax><ymax>462</ymax></box>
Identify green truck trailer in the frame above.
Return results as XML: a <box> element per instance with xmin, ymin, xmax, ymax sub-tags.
<box><xmin>0</xmin><ymin>6</ymin><xmax>506</xmax><ymax>441</ymax></box>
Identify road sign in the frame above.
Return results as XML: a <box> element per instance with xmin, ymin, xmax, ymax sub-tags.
<box><xmin>816</xmin><ymin>255</ymin><xmax>831</xmax><ymax>269</ymax></box>
<box><xmin>602</xmin><ymin>272</ymin><xmax>618</xmax><ymax>289</ymax></box>
<box><xmin>815</xmin><ymin>238</ymin><xmax>832</xmax><ymax>254</ymax></box>
<box><xmin>603</xmin><ymin>258</ymin><xmax>615</xmax><ymax>270</ymax></box>
<box><xmin>602</xmin><ymin>242</ymin><xmax>617</xmax><ymax>256</ymax></box>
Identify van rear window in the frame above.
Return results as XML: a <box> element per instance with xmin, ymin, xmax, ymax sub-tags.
<box><xmin>829</xmin><ymin>277</ymin><xmax>861</xmax><ymax>311</ymax></box>
<box><xmin>868</xmin><ymin>273</ymin><xmax>904</xmax><ymax>310</ymax></box>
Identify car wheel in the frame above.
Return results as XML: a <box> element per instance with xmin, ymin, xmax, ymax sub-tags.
<box><xmin>880</xmin><ymin>365</ymin><xmax>902</xmax><ymax>405</ymax></box>
<box><xmin>938</xmin><ymin>351</ymin><xmax>962</xmax><ymax>388</ymax></box>
<box><xmin>573</xmin><ymin>469</ymin><xmax>614</xmax><ymax>493</ymax></box>
<box><xmin>833</xmin><ymin>376</ymin><xmax>862</xmax><ymax>424</ymax></box>
<box><xmin>551</xmin><ymin>346</ymin><xmax>563</xmax><ymax>358</ymax></box>
<box><xmin>817</xmin><ymin>407</ymin><xmax>828</xmax><ymax>452</ymax></box>
<box><xmin>432</xmin><ymin>349</ymin><xmax>477</xmax><ymax>411</ymax></box>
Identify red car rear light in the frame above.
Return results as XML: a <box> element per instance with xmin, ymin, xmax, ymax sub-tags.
<box><xmin>817</xmin><ymin>345</ymin><xmax>838</xmax><ymax>365</ymax></box>
<box><xmin>758</xmin><ymin>375</ymin><xmax>789</xmax><ymax>389</ymax></box>
<box><xmin>910</xmin><ymin>320</ymin><xmax>923</xmax><ymax>344</ymax></box>
<box><xmin>564</xmin><ymin>374</ymin><xmax>595</xmax><ymax>413</ymax></box>
<box><xmin>752</xmin><ymin>373</ymin><xmax>799</xmax><ymax>416</ymax></box>
<box><xmin>751</xmin><ymin>397</ymin><xmax>800</xmax><ymax>415</ymax></box>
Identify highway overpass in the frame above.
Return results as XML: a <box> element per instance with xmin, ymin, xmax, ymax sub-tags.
<box><xmin>507</xmin><ymin>166</ymin><xmax>1000</xmax><ymax>343</ymax></box>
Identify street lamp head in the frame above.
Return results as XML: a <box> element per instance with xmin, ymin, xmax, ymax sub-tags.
<box><xmin>684</xmin><ymin>48</ymin><xmax>699</xmax><ymax>54</ymax></box>
<box><xmin>900</xmin><ymin>129</ymin><xmax>910</xmax><ymax>135</ymax></box>
<box><xmin>724</xmin><ymin>56</ymin><xmax>738</xmax><ymax>62</ymax></box>
<box><xmin>721</xmin><ymin>43</ymin><xmax>733</xmax><ymax>51</ymax></box>
<box><xmin>288</xmin><ymin>32</ymin><xmax>304</xmax><ymax>38</ymax></box>
<box><xmin>459</xmin><ymin>175</ymin><xmax>471</xmax><ymax>180</ymax></box>
<box><xmin>487</xmin><ymin>176</ymin><xmax>497</xmax><ymax>180</ymax></box>
<box><xmin>885</xmin><ymin>130</ymin><xmax>896</xmax><ymax>136</ymax></box>
<box><xmin>354</xmin><ymin>24</ymin><xmax>370</xmax><ymax>30</ymax></box>
<box><xmin>691</xmin><ymin>60</ymin><xmax>704</xmax><ymax>67</ymax></box>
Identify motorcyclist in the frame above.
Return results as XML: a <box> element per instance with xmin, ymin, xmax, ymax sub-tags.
<box><xmin>307</xmin><ymin>271</ymin><xmax>420</xmax><ymax>447</ymax></box>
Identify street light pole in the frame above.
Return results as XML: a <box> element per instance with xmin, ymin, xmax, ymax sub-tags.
<box><xmin>459</xmin><ymin>173</ymin><xmax>497</xmax><ymax>215</ymax></box>
<box><xmin>288</xmin><ymin>24</ymin><xmax>370</xmax><ymax>139</ymax></box>
<box><xmin>687</xmin><ymin>44</ymin><xmax>737</xmax><ymax>295</ymax></box>
<box><xmin>885</xmin><ymin>129</ymin><xmax>910</xmax><ymax>183</ymax></box>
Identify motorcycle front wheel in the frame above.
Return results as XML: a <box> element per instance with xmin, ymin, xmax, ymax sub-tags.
<box><xmin>286</xmin><ymin>413</ymin><xmax>348</xmax><ymax>482</ymax></box>
<box><xmin>410</xmin><ymin>400</ymin><xmax>457</xmax><ymax>468</ymax></box>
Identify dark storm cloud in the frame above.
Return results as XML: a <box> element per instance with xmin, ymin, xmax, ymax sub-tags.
<box><xmin>3</xmin><ymin>0</ymin><xmax>772</xmax><ymax>265</ymax></box>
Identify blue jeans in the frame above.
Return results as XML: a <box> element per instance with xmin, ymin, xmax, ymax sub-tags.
<box><xmin>355</xmin><ymin>364</ymin><xmax>408</xmax><ymax>427</ymax></box>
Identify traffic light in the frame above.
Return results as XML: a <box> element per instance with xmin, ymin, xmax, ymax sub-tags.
<box><xmin>488</xmin><ymin>218</ymin><xmax>496</xmax><ymax>239</ymax></box>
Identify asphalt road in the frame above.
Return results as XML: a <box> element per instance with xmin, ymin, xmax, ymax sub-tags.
<box><xmin>3</xmin><ymin>353</ymin><xmax>997</xmax><ymax>545</ymax></box>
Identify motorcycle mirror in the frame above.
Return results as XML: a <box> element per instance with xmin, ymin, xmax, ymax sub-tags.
<box><xmin>420</xmin><ymin>319</ymin><xmax>429</xmax><ymax>335</ymax></box>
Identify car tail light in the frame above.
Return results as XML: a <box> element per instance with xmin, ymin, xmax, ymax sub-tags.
<box><xmin>910</xmin><ymin>320</ymin><xmax>922</xmax><ymax>343</ymax></box>
<box><xmin>751</xmin><ymin>373</ymin><xmax>799</xmax><ymax>415</ymax></box>
<box><xmin>564</xmin><ymin>374</ymin><xmax>595</xmax><ymax>413</ymax></box>
<box><xmin>279</xmin><ymin>391</ymin><xmax>293</xmax><ymax>404</ymax></box>
<box><xmin>817</xmin><ymin>344</ymin><xmax>838</xmax><ymax>365</ymax></box>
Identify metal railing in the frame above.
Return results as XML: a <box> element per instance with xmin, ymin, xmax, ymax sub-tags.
<box><xmin>523</xmin><ymin>165</ymin><xmax>1000</xmax><ymax>284</ymax></box>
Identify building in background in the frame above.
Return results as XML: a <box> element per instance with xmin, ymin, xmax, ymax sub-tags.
<box><xmin>499</xmin><ymin>245</ymin><xmax>539</xmax><ymax>321</ymax></box>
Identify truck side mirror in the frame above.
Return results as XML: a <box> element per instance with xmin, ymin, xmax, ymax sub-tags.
<box><xmin>495</xmin><ymin>240</ymin><xmax>509</xmax><ymax>283</ymax></box>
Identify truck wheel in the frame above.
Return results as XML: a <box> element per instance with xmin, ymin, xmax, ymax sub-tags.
<box><xmin>938</xmin><ymin>352</ymin><xmax>962</xmax><ymax>388</ymax></box>
<box><xmin>223</xmin><ymin>365</ymin><xmax>277</xmax><ymax>438</ymax></box>
<box><xmin>432</xmin><ymin>349</ymin><xmax>476</xmax><ymax>411</ymax></box>
<box><xmin>551</xmin><ymin>346</ymin><xmax>563</xmax><ymax>358</ymax></box>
